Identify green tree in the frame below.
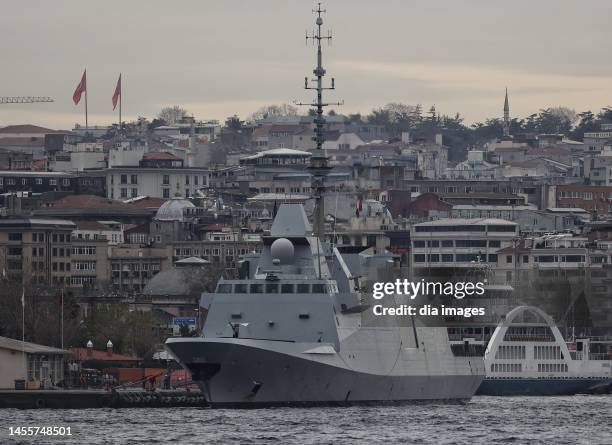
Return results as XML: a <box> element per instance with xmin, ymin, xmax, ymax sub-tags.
<box><xmin>224</xmin><ymin>115</ymin><xmax>244</xmax><ymax>131</ymax></box>
<box><xmin>83</xmin><ymin>303</ymin><xmax>162</xmax><ymax>359</ymax></box>
<box><xmin>571</xmin><ymin>111</ymin><xmax>598</xmax><ymax>141</ymax></box>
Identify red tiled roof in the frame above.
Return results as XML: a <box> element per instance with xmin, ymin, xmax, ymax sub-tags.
<box><xmin>76</xmin><ymin>220</ymin><xmax>112</xmax><ymax>231</ymax></box>
<box><xmin>31</xmin><ymin>160</ymin><xmax>45</xmax><ymax>171</ymax></box>
<box><xmin>252</xmin><ymin>125</ymin><xmax>272</xmax><ymax>138</ymax></box>
<box><xmin>50</xmin><ymin>195</ymin><xmax>131</xmax><ymax>210</ymax></box>
<box><xmin>49</xmin><ymin>194</ymin><xmax>169</xmax><ymax>210</ymax></box>
<box><xmin>143</xmin><ymin>151</ymin><xmax>181</xmax><ymax>161</ymax></box>
<box><xmin>71</xmin><ymin>347</ymin><xmax>140</xmax><ymax>362</ymax></box>
<box><xmin>0</xmin><ymin>124</ymin><xmax>65</xmax><ymax>134</ymax></box>
<box><xmin>269</xmin><ymin>124</ymin><xmax>305</xmax><ymax>133</ymax></box>
<box><xmin>125</xmin><ymin>197</ymin><xmax>168</xmax><ymax>209</ymax></box>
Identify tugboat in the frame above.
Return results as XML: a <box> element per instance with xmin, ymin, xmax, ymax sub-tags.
<box><xmin>478</xmin><ymin>305</ymin><xmax>612</xmax><ymax>395</ymax></box>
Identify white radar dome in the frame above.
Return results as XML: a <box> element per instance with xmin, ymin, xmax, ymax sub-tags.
<box><xmin>271</xmin><ymin>238</ymin><xmax>294</xmax><ymax>264</ymax></box>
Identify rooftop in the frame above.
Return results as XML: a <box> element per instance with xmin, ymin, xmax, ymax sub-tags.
<box><xmin>142</xmin><ymin>151</ymin><xmax>182</xmax><ymax>161</ymax></box>
<box><xmin>241</xmin><ymin>148</ymin><xmax>312</xmax><ymax>160</ymax></box>
<box><xmin>0</xmin><ymin>336</ymin><xmax>69</xmax><ymax>355</ymax></box>
<box><xmin>0</xmin><ymin>124</ymin><xmax>67</xmax><ymax>135</ymax></box>
<box><xmin>415</xmin><ymin>218</ymin><xmax>517</xmax><ymax>226</ymax></box>
<box><xmin>71</xmin><ymin>347</ymin><xmax>139</xmax><ymax>362</ymax></box>
<box><xmin>0</xmin><ymin>218</ymin><xmax>76</xmax><ymax>229</ymax></box>
<box><xmin>48</xmin><ymin>194</ymin><xmax>167</xmax><ymax>211</ymax></box>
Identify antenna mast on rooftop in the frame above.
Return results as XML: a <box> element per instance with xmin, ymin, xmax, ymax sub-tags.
<box><xmin>294</xmin><ymin>2</ymin><xmax>343</xmax><ymax>239</ymax></box>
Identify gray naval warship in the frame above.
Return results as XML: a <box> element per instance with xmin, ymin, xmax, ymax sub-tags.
<box><xmin>165</xmin><ymin>3</ymin><xmax>484</xmax><ymax>406</ymax></box>
<box><xmin>165</xmin><ymin>204</ymin><xmax>484</xmax><ymax>406</ymax></box>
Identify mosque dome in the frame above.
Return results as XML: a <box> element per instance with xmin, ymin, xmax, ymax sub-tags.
<box><xmin>155</xmin><ymin>197</ymin><xmax>195</xmax><ymax>222</ymax></box>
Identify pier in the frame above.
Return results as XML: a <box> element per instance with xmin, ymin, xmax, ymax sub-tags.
<box><xmin>0</xmin><ymin>389</ymin><xmax>207</xmax><ymax>409</ymax></box>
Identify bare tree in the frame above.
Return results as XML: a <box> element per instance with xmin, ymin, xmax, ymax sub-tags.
<box><xmin>248</xmin><ymin>104</ymin><xmax>298</xmax><ymax>122</ymax></box>
<box><xmin>0</xmin><ymin>278</ymin><xmax>82</xmax><ymax>349</ymax></box>
<box><xmin>158</xmin><ymin>106</ymin><xmax>188</xmax><ymax>125</ymax></box>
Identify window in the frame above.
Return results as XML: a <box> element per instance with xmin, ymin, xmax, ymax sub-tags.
<box><xmin>8</xmin><ymin>233</ymin><xmax>22</xmax><ymax>241</ymax></box>
<box><xmin>441</xmin><ymin>254</ymin><xmax>454</xmax><ymax>262</ymax></box>
<box><xmin>131</xmin><ymin>188</ymin><xmax>138</xmax><ymax>197</ymax></box>
<box><xmin>8</xmin><ymin>247</ymin><xmax>22</xmax><ymax>256</ymax></box>
<box><xmin>250</xmin><ymin>283</ymin><xmax>263</xmax><ymax>293</ymax></box>
<box><xmin>217</xmin><ymin>284</ymin><xmax>232</xmax><ymax>293</ymax></box>
<box><xmin>506</xmin><ymin>255</ymin><xmax>513</xmax><ymax>264</ymax></box>
<box><xmin>456</xmin><ymin>253</ymin><xmax>479</xmax><ymax>262</ymax></box>
<box><xmin>49</xmin><ymin>179</ymin><xmax>56</xmax><ymax>186</ymax></box>
<box><xmin>523</xmin><ymin>255</ymin><xmax>529</xmax><ymax>264</ymax></box>
<box><xmin>120</xmin><ymin>174</ymin><xmax>127</xmax><ymax>184</ymax></box>
<box><xmin>297</xmin><ymin>283</ymin><xmax>310</xmax><ymax>293</ymax></box>
<box><xmin>414</xmin><ymin>254</ymin><xmax>425</xmax><ymax>263</ymax></box>
<box><xmin>413</xmin><ymin>241</ymin><xmax>425</xmax><ymax>248</ymax></box>
<box><xmin>162</xmin><ymin>188</ymin><xmax>170</xmax><ymax>198</ymax></box>
<box><xmin>185</xmin><ymin>175</ymin><xmax>190</xmax><ymax>185</ymax></box>
<box><xmin>281</xmin><ymin>284</ymin><xmax>294</xmax><ymax>293</ymax></box>
<box><xmin>120</xmin><ymin>188</ymin><xmax>127</xmax><ymax>198</ymax></box>
<box><xmin>441</xmin><ymin>240</ymin><xmax>453</xmax><ymax>247</ymax></box>
<box><xmin>62</xmin><ymin>179</ymin><xmax>70</xmax><ymax>186</ymax></box>
<box><xmin>235</xmin><ymin>283</ymin><xmax>248</xmax><ymax>293</ymax></box>
<box><xmin>265</xmin><ymin>283</ymin><xmax>279</xmax><ymax>293</ymax></box>
<box><xmin>130</xmin><ymin>174</ymin><xmax>138</xmax><ymax>184</ymax></box>
<box><xmin>312</xmin><ymin>284</ymin><xmax>326</xmax><ymax>293</ymax></box>
<box><xmin>163</xmin><ymin>175</ymin><xmax>170</xmax><ymax>185</ymax></box>
<box><xmin>488</xmin><ymin>254</ymin><xmax>498</xmax><ymax>263</ymax></box>
<box><xmin>489</xmin><ymin>240</ymin><xmax>501</xmax><ymax>248</ymax></box>
<box><xmin>488</xmin><ymin>225</ymin><xmax>516</xmax><ymax>232</ymax></box>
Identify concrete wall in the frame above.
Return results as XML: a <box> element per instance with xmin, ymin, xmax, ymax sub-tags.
<box><xmin>0</xmin><ymin>348</ymin><xmax>25</xmax><ymax>388</ymax></box>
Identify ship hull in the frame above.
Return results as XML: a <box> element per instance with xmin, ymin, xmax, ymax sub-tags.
<box><xmin>477</xmin><ymin>377</ymin><xmax>612</xmax><ymax>396</ymax></box>
<box><xmin>166</xmin><ymin>337</ymin><xmax>483</xmax><ymax>407</ymax></box>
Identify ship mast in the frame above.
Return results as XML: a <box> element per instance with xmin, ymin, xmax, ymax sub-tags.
<box><xmin>295</xmin><ymin>2</ymin><xmax>342</xmax><ymax>240</ymax></box>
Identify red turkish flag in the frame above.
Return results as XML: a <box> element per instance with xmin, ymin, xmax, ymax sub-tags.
<box><xmin>112</xmin><ymin>74</ymin><xmax>121</xmax><ymax>110</ymax></box>
<box><xmin>73</xmin><ymin>70</ymin><xmax>87</xmax><ymax>105</ymax></box>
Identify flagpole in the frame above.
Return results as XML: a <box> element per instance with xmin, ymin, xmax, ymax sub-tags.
<box><xmin>61</xmin><ymin>289</ymin><xmax>64</xmax><ymax>350</ymax></box>
<box><xmin>84</xmin><ymin>69</ymin><xmax>88</xmax><ymax>129</ymax></box>
<box><xmin>22</xmin><ymin>288</ymin><xmax>26</xmax><ymax>381</ymax></box>
<box><xmin>119</xmin><ymin>74</ymin><xmax>122</xmax><ymax>131</ymax></box>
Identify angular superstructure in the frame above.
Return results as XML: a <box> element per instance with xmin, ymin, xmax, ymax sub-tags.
<box><xmin>166</xmin><ymin>203</ymin><xmax>484</xmax><ymax>406</ymax></box>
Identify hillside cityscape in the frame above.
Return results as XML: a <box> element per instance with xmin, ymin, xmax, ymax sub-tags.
<box><xmin>1</xmin><ymin>94</ymin><xmax>611</xmax><ymax>365</ymax></box>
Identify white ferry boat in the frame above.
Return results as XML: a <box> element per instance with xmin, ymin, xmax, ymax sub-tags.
<box><xmin>478</xmin><ymin>305</ymin><xmax>612</xmax><ymax>395</ymax></box>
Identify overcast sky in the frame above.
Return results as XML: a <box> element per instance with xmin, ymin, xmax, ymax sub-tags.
<box><xmin>1</xmin><ymin>0</ymin><xmax>612</xmax><ymax>129</ymax></box>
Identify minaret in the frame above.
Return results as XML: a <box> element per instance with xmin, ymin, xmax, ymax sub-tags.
<box><xmin>295</xmin><ymin>3</ymin><xmax>342</xmax><ymax>239</ymax></box>
<box><xmin>502</xmin><ymin>88</ymin><xmax>511</xmax><ymax>140</ymax></box>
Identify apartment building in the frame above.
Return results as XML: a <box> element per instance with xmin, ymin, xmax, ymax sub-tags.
<box><xmin>556</xmin><ymin>184</ymin><xmax>612</xmax><ymax>214</ymax></box>
<box><xmin>106</xmin><ymin>167</ymin><xmax>210</xmax><ymax>199</ymax></box>
<box><xmin>410</xmin><ymin>218</ymin><xmax>519</xmax><ymax>281</ymax></box>
<box><xmin>0</xmin><ymin>218</ymin><xmax>75</xmax><ymax>285</ymax></box>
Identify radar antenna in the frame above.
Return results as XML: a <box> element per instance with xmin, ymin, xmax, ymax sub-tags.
<box><xmin>294</xmin><ymin>2</ymin><xmax>343</xmax><ymax>239</ymax></box>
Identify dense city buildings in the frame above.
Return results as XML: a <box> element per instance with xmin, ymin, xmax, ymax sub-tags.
<box><xmin>1</xmin><ymin>87</ymin><xmax>612</xmax><ymax>359</ymax></box>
